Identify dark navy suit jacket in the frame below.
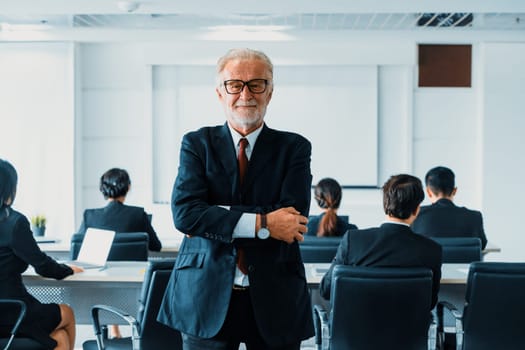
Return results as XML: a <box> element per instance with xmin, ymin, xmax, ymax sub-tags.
<box><xmin>77</xmin><ymin>201</ymin><xmax>162</xmax><ymax>251</ymax></box>
<box><xmin>157</xmin><ymin>123</ymin><xmax>314</xmax><ymax>346</ymax></box>
<box><xmin>320</xmin><ymin>222</ymin><xmax>442</xmax><ymax>309</ymax></box>
<box><xmin>412</xmin><ymin>198</ymin><xmax>487</xmax><ymax>249</ymax></box>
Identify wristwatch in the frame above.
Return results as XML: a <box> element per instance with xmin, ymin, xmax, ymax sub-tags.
<box><xmin>257</xmin><ymin>214</ymin><xmax>270</xmax><ymax>239</ymax></box>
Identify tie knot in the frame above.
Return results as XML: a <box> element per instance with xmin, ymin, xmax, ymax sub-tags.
<box><xmin>239</xmin><ymin>138</ymin><xmax>248</xmax><ymax>151</ymax></box>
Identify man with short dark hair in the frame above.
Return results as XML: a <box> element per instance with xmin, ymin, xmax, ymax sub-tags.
<box><xmin>320</xmin><ymin>174</ymin><xmax>442</xmax><ymax>308</ymax></box>
<box><xmin>412</xmin><ymin>166</ymin><xmax>487</xmax><ymax>249</ymax></box>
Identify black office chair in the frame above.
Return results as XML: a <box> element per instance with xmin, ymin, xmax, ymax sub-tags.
<box><xmin>83</xmin><ymin>259</ymin><xmax>182</xmax><ymax>350</ymax></box>
<box><xmin>0</xmin><ymin>299</ymin><xmax>47</xmax><ymax>350</ymax></box>
<box><xmin>437</xmin><ymin>262</ymin><xmax>525</xmax><ymax>350</ymax></box>
<box><xmin>313</xmin><ymin>265</ymin><xmax>436</xmax><ymax>350</ymax></box>
<box><xmin>70</xmin><ymin>232</ymin><xmax>149</xmax><ymax>261</ymax></box>
<box><xmin>299</xmin><ymin>236</ymin><xmax>342</xmax><ymax>263</ymax></box>
<box><xmin>430</xmin><ymin>237</ymin><xmax>482</xmax><ymax>263</ymax></box>
<box><xmin>308</xmin><ymin>215</ymin><xmax>349</xmax><ymax>223</ymax></box>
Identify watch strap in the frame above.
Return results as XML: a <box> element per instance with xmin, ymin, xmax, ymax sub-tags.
<box><xmin>261</xmin><ymin>213</ymin><xmax>267</xmax><ymax>229</ymax></box>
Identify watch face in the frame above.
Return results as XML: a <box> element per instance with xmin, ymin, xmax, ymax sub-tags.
<box><xmin>258</xmin><ymin>227</ymin><xmax>270</xmax><ymax>239</ymax></box>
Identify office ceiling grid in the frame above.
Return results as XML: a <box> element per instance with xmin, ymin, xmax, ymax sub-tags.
<box><xmin>69</xmin><ymin>13</ymin><xmax>525</xmax><ymax>31</ymax></box>
<box><xmin>1</xmin><ymin>12</ymin><xmax>524</xmax><ymax>31</ymax></box>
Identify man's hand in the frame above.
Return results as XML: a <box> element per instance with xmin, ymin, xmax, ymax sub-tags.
<box><xmin>265</xmin><ymin>207</ymin><xmax>308</xmax><ymax>244</ymax></box>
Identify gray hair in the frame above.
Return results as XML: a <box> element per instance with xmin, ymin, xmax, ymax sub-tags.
<box><xmin>216</xmin><ymin>48</ymin><xmax>274</xmax><ymax>87</ymax></box>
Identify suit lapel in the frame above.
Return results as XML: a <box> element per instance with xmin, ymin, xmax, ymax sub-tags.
<box><xmin>214</xmin><ymin>124</ymin><xmax>241</xmax><ymax>194</ymax></box>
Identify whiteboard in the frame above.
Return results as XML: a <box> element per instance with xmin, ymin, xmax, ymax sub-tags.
<box><xmin>152</xmin><ymin>65</ymin><xmax>378</xmax><ymax>203</ymax></box>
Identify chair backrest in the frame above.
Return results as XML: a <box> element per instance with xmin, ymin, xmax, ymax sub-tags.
<box><xmin>70</xmin><ymin>232</ymin><xmax>149</xmax><ymax>261</ymax></box>
<box><xmin>309</xmin><ymin>215</ymin><xmax>349</xmax><ymax>223</ymax></box>
<box><xmin>462</xmin><ymin>262</ymin><xmax>525</xmax><ymax>350</ymax></box>
<box><xmin>329</xmin><ymin>265</ymin><xmax>433</xmax><ymax>350</ymax></box>
<box><xmin>137</xmin><ymin>259</ymin><xmax>182</xmax><ymax>349</ymax></box>
<box><xmin>0</xmin><ymin>299</ymin><xmax>47</xmax><ymax>350</ymax></box>
<box><xmin>430</xmin><ymin>237</ymin><xmax>481</xmax><ymax>263</ymax></box>
<box><xmin>299</xmin><ymin>236</ymin><xmax>341</xmax><ymax>263</ymax></box>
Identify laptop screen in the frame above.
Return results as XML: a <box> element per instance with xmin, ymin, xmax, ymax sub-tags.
<box><xmin>76</xmin><ymin>228</ymin><xmax>115</xmax><ymax>266</ymax></box>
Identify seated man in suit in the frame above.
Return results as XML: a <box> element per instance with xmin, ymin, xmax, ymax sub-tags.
<box><xmin>320</xmin><ymin>174</ymin><xmax>442</xmax><ymax>309</ymax></box>
<box><xmin>412</xmin><ymin>166</ymin><xmax>487</xmax><ymax>249</ymax></box>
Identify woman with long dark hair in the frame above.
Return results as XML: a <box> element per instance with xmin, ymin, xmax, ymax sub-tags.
<box><xmin>0</xmin><ymin>159</ymin><xmax>82</xmax><ymax>350</ymax></box>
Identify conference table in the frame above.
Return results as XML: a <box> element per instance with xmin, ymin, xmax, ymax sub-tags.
<box><xmin>23</xmin><ymin>261</ymin><xmax>149</xmax><ymax>324</ymax></box>
<box><xmin>23</xmin><ymin>261</ymin><xmax>470</xmax><ymax>324</ymax></box>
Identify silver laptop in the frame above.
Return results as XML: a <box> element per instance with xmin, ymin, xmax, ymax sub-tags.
<box><xmin>71</xmin><ymin>228</ymin><xmax>115</xmax><ymax>269</ymax></box>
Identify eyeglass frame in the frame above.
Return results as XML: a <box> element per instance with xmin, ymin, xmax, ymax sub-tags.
<box><xmin>223</xmin><ymin>79</ymin><xmax>270</xmax><ymax>95</ymax></box>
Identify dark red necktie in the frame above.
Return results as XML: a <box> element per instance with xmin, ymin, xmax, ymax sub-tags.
<box><xmin>236</xmin><ymin>138</ymin><xmax>249</xmax><ymax>274</ymax></box>
<box><xmin>238</xmin><ymin>138</ymin><xmax>249</xmax><ymax>186</ymax></box>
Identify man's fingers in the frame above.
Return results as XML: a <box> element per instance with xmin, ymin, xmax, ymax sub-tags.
<box><xmin>294</xmin><ymin>232</ymin><xmax>305</xmax><ymax>242</ymax></box>
<box><xmin>282</xmin><ymin>207</ymin><xmax>300</xmax><ymax>215</ymax></box>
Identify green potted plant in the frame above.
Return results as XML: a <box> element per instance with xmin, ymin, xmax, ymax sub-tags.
<box><xmin>31</xmin><ymin>215</ymin><xmax>47</xmax><ymax>237</ymax></box>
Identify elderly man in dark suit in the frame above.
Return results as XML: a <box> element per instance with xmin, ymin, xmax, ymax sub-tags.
<box><xmin>158</xmin><ymin>48</ymin><xmax>314</xmax><ymax>350</ymax></box>
<box><xmin>412</xmin><ymin>166</ymin><xmax>487</xmax><ymax>249</ymax></box>
<box><xmin>320</xmin><ymin>174</ymin><xmax>442</xmax><ymax>309</ymax></box>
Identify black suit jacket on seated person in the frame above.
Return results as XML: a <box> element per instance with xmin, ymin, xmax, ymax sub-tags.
<box><xmin>157</xmin><ymin>123</ymin><xmax>315</xmax><ymax>346</ymax></box>
<box><xmin>320</xmin><ymin>222</ymin><xmax>442</xmax><ymax>309</ymax></box>
<box><xmin>77</xmin><ymin>201</ymin><xmax>162</xmax><ymax>251</ymax></box>
<box><xmin>412</xmin><ymin>198</ymin><xmax>487</xmax><ymax>249</ymax></box>
<box><xmin>0</xmin><ymin>208</ymin><xmax>73</xmax><ymax>348</ymax></box>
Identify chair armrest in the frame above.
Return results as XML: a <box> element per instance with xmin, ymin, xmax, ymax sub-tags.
<box><xmin>0</xmin><ymin>299</ymin><xmax>27</xmax><ymax>350</ymax></box>
<box><xmin>437</xmin><ymin>301</ymin><xmax>463</xmax><ymax>350</ymax></box>
<box><xmin>313</xmin><ymin>304</ymin><xmax>330</xmax><ymax>350</ymax></box>
<box><xmin>90</xmin><ymin>304</ymin><xmax>140</xmax><ymax>350</ymax></box>
<box><xmin>428</xmin><ymin>312</ymin><xmax>437</xmax><ymax>350</ymax></box>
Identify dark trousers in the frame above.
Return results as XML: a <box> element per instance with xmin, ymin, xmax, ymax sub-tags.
<box><xmin>182</xmin><ymin>289</ymin><xmax>301</xmax><ymax>350</ymax></box>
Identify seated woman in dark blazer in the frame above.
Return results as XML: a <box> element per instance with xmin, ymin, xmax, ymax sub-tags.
<box><xmin>76</xmin><ymin>168</ymin><xmax>162</xmax><ymax>252</ymax></box>
<box><xmin>306</xmin><ymin>178</ymin><xmax>358</xmax><ymax>237</ymax></box>
<box><xmin>0</xmin><ymin>159</ymin><xmax>82</xmax><ymax>350</ymax></box>
<box><xmin>76</xmin><ymin>168</ymin><xmax>162</xmax><ymax>338</ymax></box>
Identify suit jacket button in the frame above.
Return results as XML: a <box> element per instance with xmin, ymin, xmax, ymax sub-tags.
<box><xmin>248</xmin><ymin>265</ymin><xmax>255</xmax><ymax>272</ymax></box>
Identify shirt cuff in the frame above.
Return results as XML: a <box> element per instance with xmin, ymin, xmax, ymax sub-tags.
<box><xmin>232</xmin><ymin>213</ymin><xmax>256</xmax><ymax>238</ymax></box>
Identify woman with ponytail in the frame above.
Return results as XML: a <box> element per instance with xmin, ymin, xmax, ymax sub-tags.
<box><xmin>306</xmin><ymin>177</ymin><xmax>358</xmax><ymax>237</ymax></box>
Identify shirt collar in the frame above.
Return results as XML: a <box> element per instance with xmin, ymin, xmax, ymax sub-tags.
<box><xmin>227</xmin><ymin>123</ymin><xmax>264</xmax><ymax>151</ymax></box>
<box><xmin>382</xmin><ymin>220</ymin><xmax>411</xmax><ymax>227</ymax></box>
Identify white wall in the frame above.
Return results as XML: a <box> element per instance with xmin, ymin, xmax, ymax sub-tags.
<box><xmin>0</xmin><ymin>42</ymin><xmax>75</xmax><ymax>237</ymax></box>
<box><xmin>482</xmin><ymin>42</ymin><xmax>525</xmax><ymax>261</ymax></box>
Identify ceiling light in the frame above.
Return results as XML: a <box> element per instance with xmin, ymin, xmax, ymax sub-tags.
<box><xmin>117</xmin><ymin>1</ymin><xmax>141</xmax><ymax>13</ymax></box>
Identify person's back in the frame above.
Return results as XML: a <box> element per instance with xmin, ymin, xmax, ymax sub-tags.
<box><xmin>320</xmin><ymin>174</ymin><xmax>442</xmax><ymax>308</ymax></box>
<box><xmin>412</xmin><ymin>166</ymin><xmax>487</xmax><ymax>249</ymax></box>
<box><xmin>307</xmin><ymin>178</ymin><xmax>358</xmax><ymax>237</ymax></box>
<box><xmin>77</xmin><ymin>168</ymin><xmax>162</xmax><ymax>251</ymax></box>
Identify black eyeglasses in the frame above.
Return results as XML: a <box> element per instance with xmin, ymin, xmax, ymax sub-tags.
<box><xmin>223</xmin><ymin>79</ymin><xmax>269</xmax><ymax>94</ymax></box>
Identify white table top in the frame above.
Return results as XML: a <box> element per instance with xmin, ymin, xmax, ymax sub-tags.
<box><xmin>304</xmin><ymin>263</ymin><xmax>470</xmax><ymax>285</ymax></box>
<box><xmin>23</xmin><ymin>261</ymin><xmax>149</xmax><ymax>283</ymax></box>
